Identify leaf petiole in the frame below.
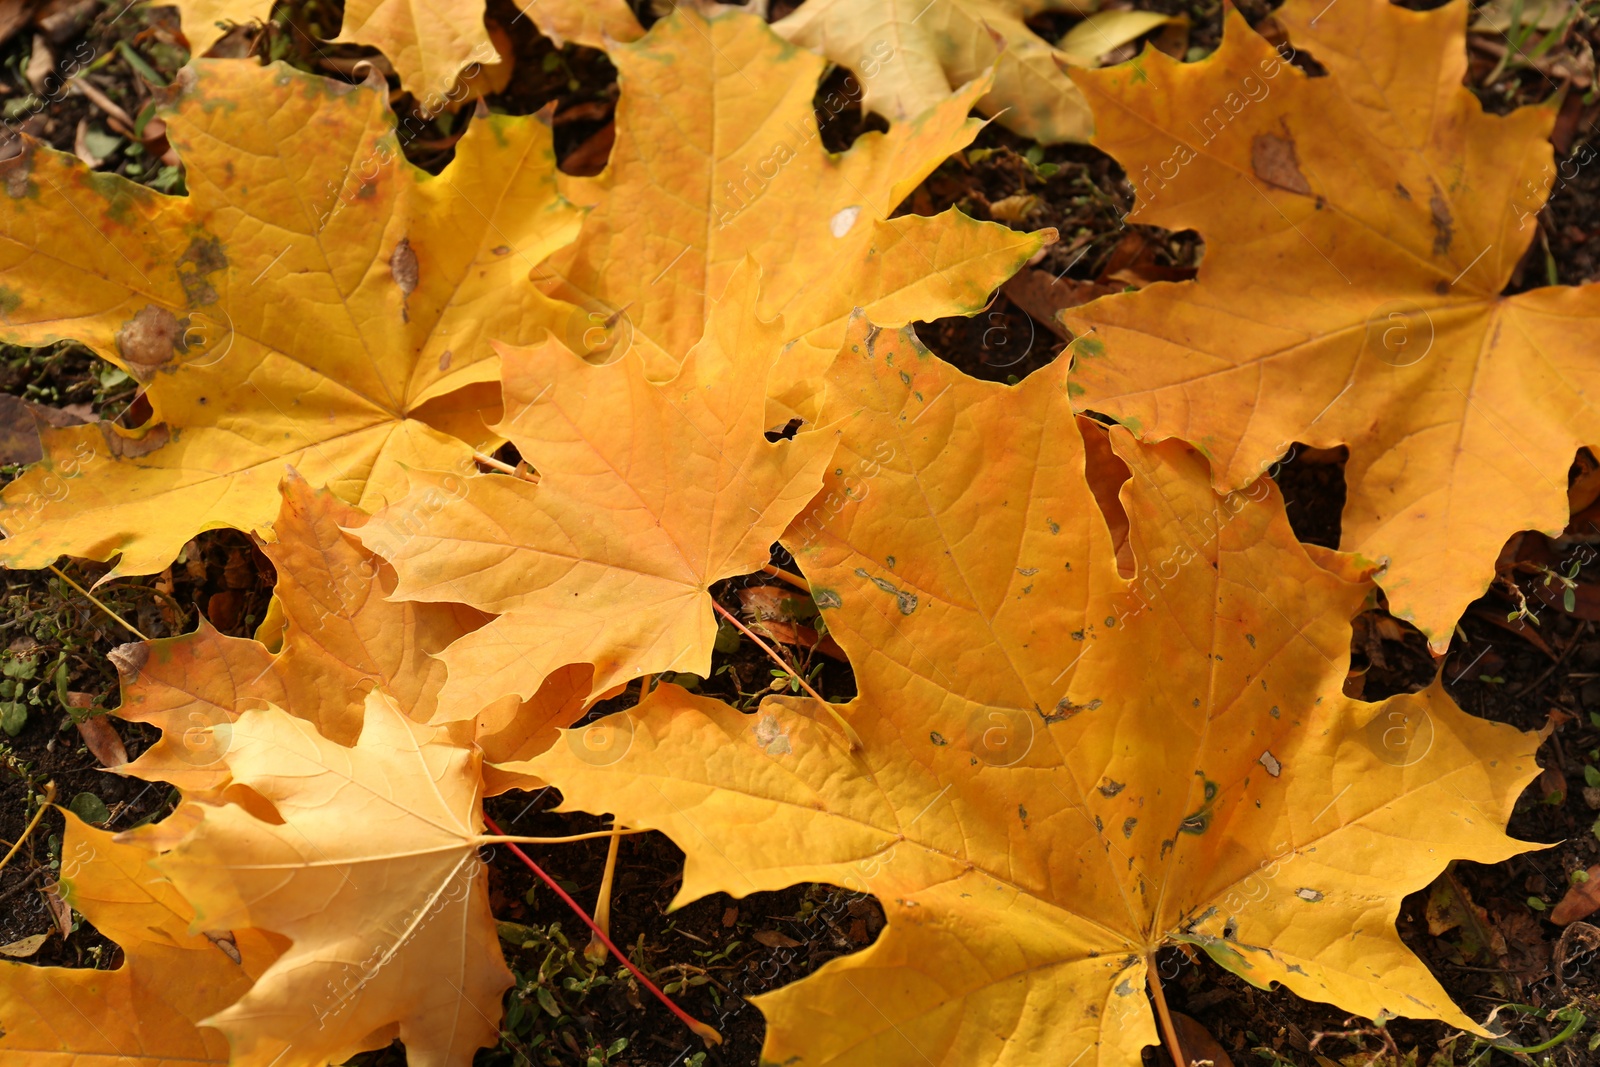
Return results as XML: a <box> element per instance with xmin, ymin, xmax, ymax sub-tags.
<box><xmin>711</xmin><ymin>600</ymin><xmax>862</xmax><ymax>751</ymax></box>
<box><xmin>481</xmin><ymin>815</ymin><xmax>723</xmax><ymax>1047</ymax></box>
<box><xmin>479</xmin><ymin>828</ymin><xmax>646</xmax><ymax>846</ymax></box>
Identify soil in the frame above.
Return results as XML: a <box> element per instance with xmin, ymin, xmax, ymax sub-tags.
<box><xmin>2</xmin><ymin>0</ymin><xmax>1600</xmax><ymax>1065</ymax></box>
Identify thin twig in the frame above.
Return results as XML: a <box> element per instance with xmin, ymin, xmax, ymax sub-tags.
<box><xmin>1512</xmin><ymin>619</ymin><xmax>1592</xmax><ymax>698</ymax></box>
<box><xmin>47</xmin><ymin>565</ymin><xmax>147</xmax><ymax>640</ymax></box>
<box><xmin>711</xmin><ymin>600</ymin><xmax>862</xmax><ymax>751</ymax></box>
<box><xmin>0</xmin><ymin>866</ymin><xmax>44</xmax><ymax>905</ymax></box>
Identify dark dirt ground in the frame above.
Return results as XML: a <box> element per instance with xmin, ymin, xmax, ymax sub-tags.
<box><xmin>2</xmin><ymin>0</ymin><xmax>1600</xmax><ymax>1065</ymax></box>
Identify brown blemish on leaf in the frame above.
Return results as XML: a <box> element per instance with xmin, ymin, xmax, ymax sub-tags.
<box><xmin>0</xmin><ymin>143</ymin><xmax>33</xmax><ymax>199</ymax></box>
<box><xmin>1429</xmin><ymin>181</ymin><xmax>1454</xmax><ymax>256</ymax></box>
<box><xmin>391</xmin><ymin>237</ymin><xmax>418</xmax><ymax>323</ymax></box>
<box><xmin>96</xmin><ymin>420</ymin><xmax>170</xmax><ymax>458</ymax></box>
<box><xmin>1250</xmin><ymin>133</ymin><xmax>1313</xmax><ymax>196</ymax></box>
<box><xmin>438</xmin><ymin>349</ymin><xmax>452</xmax><ymax>371</ymax></box>
<box><xmin>177</xmin><ymin>235</ymin><xmax>228</xmax><ymax>307</ymax></box>
<box><xmin>853</xmin><ymin>567</ymin><xmax>917</xmax><ymax>614</ymax></box>
<box><xmin>108</xmin><ymin>641</ymin><xmax>150</xmax><ymax>682</ymax></box>
<box><xmin>116</xmin><ymin>306</ymin><xmax>184</xmax><ymax>380</ymax></box>
<box><xmin>1042</xmin><ymin>696</ymin><xmax>1102</xmax><ymax>725</ymax></box>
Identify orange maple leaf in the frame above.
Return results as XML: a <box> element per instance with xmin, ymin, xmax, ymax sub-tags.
<box><xmin>363</xmin><ymin>262</ymin><xmax>833</xmax><ymax>720</ymax></box>
<box><xmin>529</xmin><ymin>4</ymin><xmax>1049</xmax><ymax>420</ymax></box>
<box><xmin>0</xmin><ymin>60</ymin><xmax>579</xmax><ymax>578</ymax></box>
<box><xmin>156</xmin><ymin>692</ymin><xmax>512</xmax><ymax>1067</ymax></box>
<box><xmin>0</xmin><ymin>812</ymin><xmax>285</xmax><ymax>1066</ymax></box>
<box><xmin>525</xmin><ymin>321</ymin><xmax>1540</xmax><ymax>1066</ymax></box>
<box><xmin>1063</xmin><ymin>0</ymin><xmax>1591</xmax><ymax>647</ymax></box>
<box><xmin>109</xmin><ymin>471</ymin><xmax>583</xmax><ymax>796</ymax></box>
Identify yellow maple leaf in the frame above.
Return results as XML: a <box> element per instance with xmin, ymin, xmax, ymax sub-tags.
<box><xmin>512</xmin><ymin>0</ymin><xmax>642</xmax><ymax>50</ymax></box>
<box><xmin>0</xmin><ymin>811</ymin><xmax>286</xmax><ymax>1065</ymax></box>
<box><xmin>175</xmin><ymin>0</ymin><xmax>640</xmax><ymax>94</ymax></box>
<box><xmin>1062</xmin><ymin>0</ymin><xmax>1588</xmax><ymax>648</ymax></box>
<box><xmin>156</xmin><ymin>691</ymin><xmax>511</xmax><ymax>1067</ymax></box>
<box><xmin>362</xmin><ymin>261</ymin><xmax>834</xmax><ymax>721</ymax></box>
<box><xmin>110</xmin><ymin>471</ymin><xmax>579</xmax><ymax>794</ymax></box>
<box><xmin>531</xmin><ymin>3</ymin><xmax>1048</xmax><ymax>417</ymax></box>
<box><xmin>771</xmin><ymin>0</ymin><xmax>1148</xmax><ymax>144</ymax></box>
<box><xmin>174</xmin><ymin>0</ymin><xmax>491</xmax><ymax>103</ymax></box>
<box><xmin>523</xmin><ymin>322</ymin><xmax>1541</xmax><ymax>1066</ymax></box>
<box><xmin>0</xmin><ymin>60</ymin><xmax>580</xmax><ymax>579</ymax></box>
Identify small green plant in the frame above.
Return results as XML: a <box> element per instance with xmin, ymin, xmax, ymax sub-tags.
<box><xmin>491</xmin><ymin>920</ymin><xmax>641</xmax><ymax>1067</ymax></box>
<box><xmin>0</xmin><ymin>652</ymin><xmax>39</xmax><ymax>737</ymax></box>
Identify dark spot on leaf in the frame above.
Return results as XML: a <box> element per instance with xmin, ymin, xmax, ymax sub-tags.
<box><xmin>0</xmin><ymin>143</ymin><xmax>35</xmax><ymax>199</ymax></box>
<box><xmin>853</xmin><ymin>568</ymin><xmax>916</xmax><ymax>614</ymax></box>
<box><xmin>96</xmin><ymin>420</ymin><xmax>169</xmax><ymax>458</ymax></box>
<box><xmin>929</xmin><ymin>731</ymin><xmax>947</xmax><ymax>746</ymax></box>
<box><xmin>1121</xmin><ymin>817</ymin><xmax>1137</xmax><ymax>839</ymax></box>
<box><xmin>1250</xmin><ymin>132</ymin><xmax>1313</xmax><ymax>195</ymax></box>
<box><xmin>1428</xmin><ymin>181</ymin><xmax>1454</xmax><ymax>256</ymax></box>
<box><xmin>107</xmin><ymin>642</ymin><xmax>148</xmax><ymax>682</ymax></box>
<box><xmin>116</xmin><ymin>306</ymin><xmax>184</xmax><ymax>380</ymax></box>
<box><xmin>1098</xmin><ymin>779</ymin><xmax>1124</xmax><ymax>797</ymax></box>
<box><xmin>177</xmin><ymin>235</ymin><xmax>227</xmax><ymax>307</ymax></box>
<box><xmin>391</xmin><ymin>237</ymin><xmax>419</xmax><ymax>321</ymax></box>
<box><xmin>1042</xmin><ymin>697</ymin><xmax>1099</xmax><ymax>724</ymax></box>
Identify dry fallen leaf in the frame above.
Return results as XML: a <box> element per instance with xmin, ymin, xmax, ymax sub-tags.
<box><xmin>772</xmin><ymin>0</ymin><xmax>1105</xmax><ymax>142</ymax></box>
<box><xmin>1552</xmin><ymin>866</ymin><xmax>1600</xmax><ymax>925</ymax></box>
<box><xmin>110</xmin><ymin>471</ymin><xmax>574</xmax><ymax>795</ymax></box>
<box><xmin>157</xmin><ymin>691</ymin><xmax>511</xmax><ymax>1067</ymax></box>
<box><xmin>512</xmin><ymin>0</ymin><xmax>640</xmax><ymax>49</ymax></box>
<box><xmin>364</xmin><ymin>262</ymin><xmax>833</xmax><ymax>720</ymax></box>
<box><xmin>0</xmin><ymin>59</ymin><xmax>580</xmax><ymax>578</ymax></box>
<box><xmin>74</xmin><ymin>712</ymin><xmax>127</xmax><ymax>768</ymax></box>
<box><xmin>526</xmin><ymin>322</ymin><xmax>1541</xmax><ymax>1066</ymax></box>
<box><xmin>532</xmin><ymin>4</ymin><xmax>1047</xmax><ymax>420</ymax></box>
<box><xmin>0</xmin><ymin>934</ymin><xmax>47</xmax><ymax>959</ymax></box>
<box><xmin>0</xmin><ymin>811</ymin><xmax>281</xmax><ymax>1065</ymax></box>
<box><xmin>171</xmin><ymin>0</ymin><xmax>496</xmax><ymax>101</ymax></box>
<box><xmin>1062</xmin><ymin>0</ymin><xmax>1596</xmax><ymax>648</ymax></box>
